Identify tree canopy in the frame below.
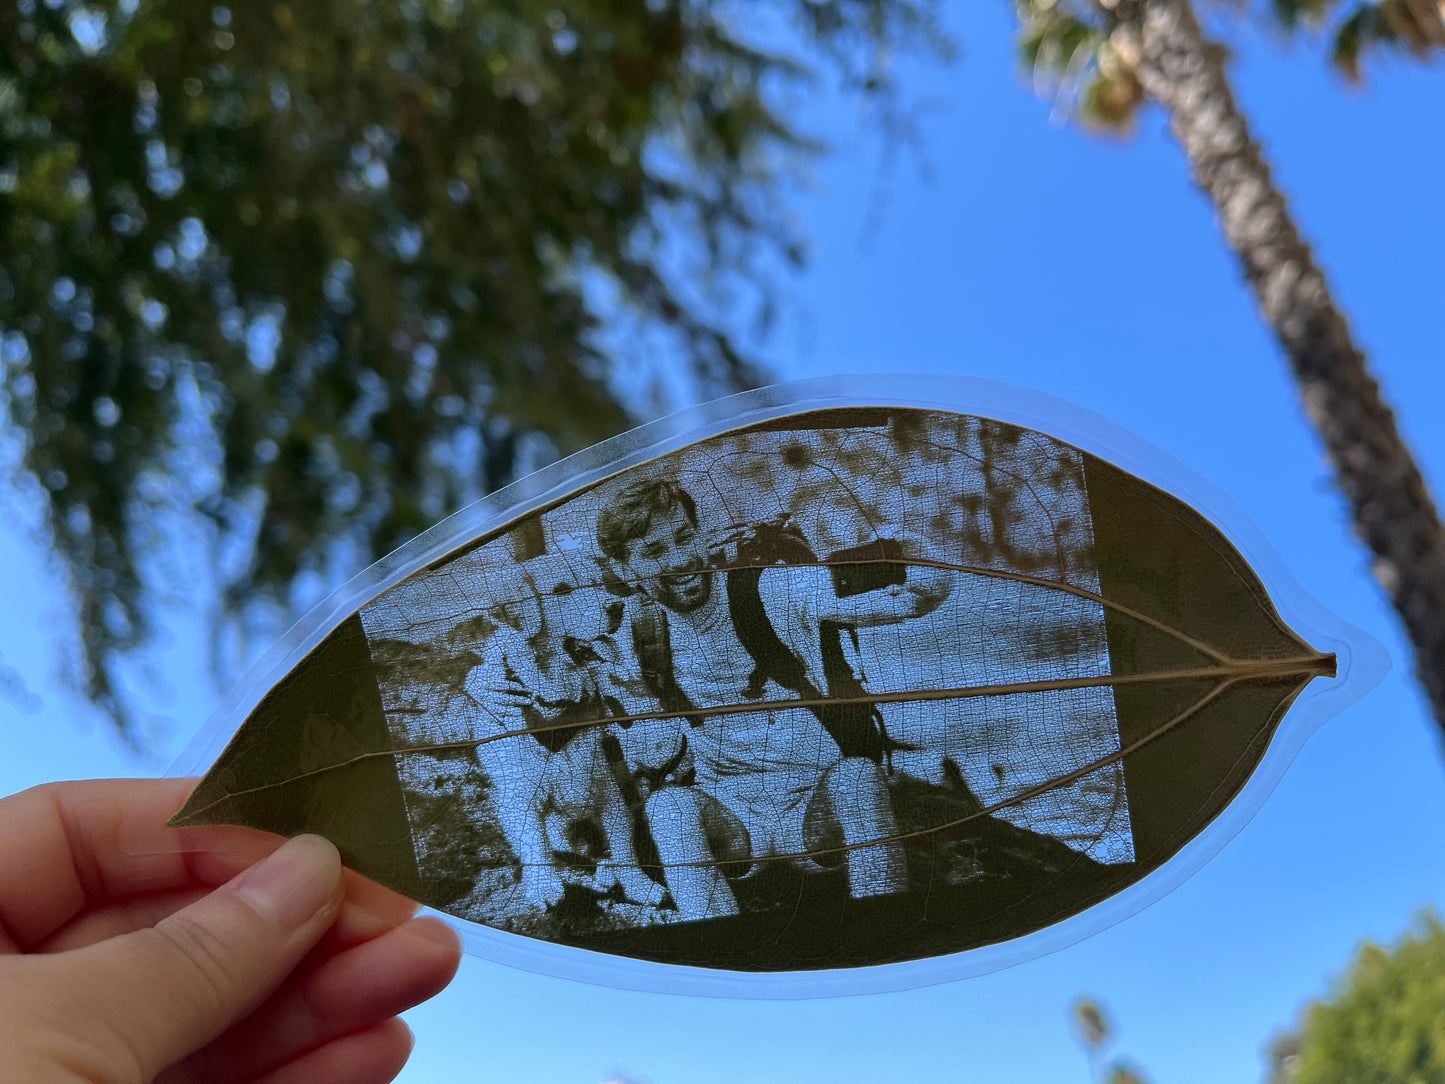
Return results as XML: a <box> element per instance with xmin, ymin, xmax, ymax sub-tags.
<box><xmin>1269</xmin><ymin>912</ymin><xmax>1445</xmax><ymax>1084</ymax></box>
<box><xmin>0</xmin><ymin>0</ymin><xmax>943</xmax><ymax>733</ymax></box>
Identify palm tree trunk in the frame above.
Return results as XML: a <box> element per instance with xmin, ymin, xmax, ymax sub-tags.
<box><xmin>1110</xmin><ymin>0</ymin><xmax>1445</xmax><ymax>731</ymax></box>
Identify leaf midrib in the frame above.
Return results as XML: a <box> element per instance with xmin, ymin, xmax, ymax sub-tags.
<box><xmin>172</xmin><ymin>653</ymin><xmax>1332</xmax><ymax>826</ymax></box>
<box><xmin>382</xmin><ymin>554</ymin><xmax>1300</xmax><ymax>669</ymax></box>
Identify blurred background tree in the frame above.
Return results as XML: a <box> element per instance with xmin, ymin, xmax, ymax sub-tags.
<box><xmin>0</xmin><ymin>0</ymin><xmax>943</xmax><ymax>735</ymax></box>
<box><xmin>1267</xmin><ymin>911</ymin><xmax>1445</xmax><ymax>1084</ymax></box>
<box><xmin>1013</xmin><ymin>0</ymin><xmax>1445</xmax><ymax>734</ymax></box>
<box><xmin>1072</xmin><ymin>996</ymin><xmax>1154</xmax><ymax>1084</ymax></box>
<box><xmin>1075</xmin><ymin>912</ymin><xmax>1445</xmax><ymax>1081</ymax></box>
<box><xmin>1018</xmin><ymin>9</ymin><xmax>1445</xmax><ymax>1074</ymax></box>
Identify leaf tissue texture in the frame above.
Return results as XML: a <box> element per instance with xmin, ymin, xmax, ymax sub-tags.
<box><xmin>173</xmin><ymin>407</ymin><xmax>1335</xmax><ymax>972</ymax></box>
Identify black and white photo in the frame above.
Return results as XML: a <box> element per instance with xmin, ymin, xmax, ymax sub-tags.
<box><xmin>359</xmin><ymin>409</ymin><xmax>1135</xmax><ymax>946</ymax></box>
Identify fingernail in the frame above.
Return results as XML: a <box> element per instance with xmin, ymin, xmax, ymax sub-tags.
<box><xmin>237</xmin><ymin>834</ymin><xmax>342</xmax><ymax>930</ymax></box>
<box><xmin>401</xmin><ymin>915</ymin><xmax>464</xmax><ymax>953</ymax></box>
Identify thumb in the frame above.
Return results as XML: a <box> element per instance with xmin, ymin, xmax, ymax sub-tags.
<box><xmin>51</xmin><ymin>834</ymin><xmax>344</xmax><ymax>1081</ymax></box>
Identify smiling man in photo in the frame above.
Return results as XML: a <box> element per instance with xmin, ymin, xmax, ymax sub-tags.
<box><xmin>595</xmin><ymin>474</ymin><xmax>953</xmax><ymax>920</ymax></box>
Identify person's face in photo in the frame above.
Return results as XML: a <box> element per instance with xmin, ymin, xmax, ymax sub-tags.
<box><xmin>625</xmin><ymin>505</ymin><xmax>712</xmax><ymax>614</ymax></box>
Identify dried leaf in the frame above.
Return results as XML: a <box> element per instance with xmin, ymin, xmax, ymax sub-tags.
<box><xmin>172</xmin><ymin>407</ymin><xmax>1335</xmax><ymax>972</ymax></box>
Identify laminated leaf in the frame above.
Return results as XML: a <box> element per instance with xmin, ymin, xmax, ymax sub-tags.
<box><xmin>171</xmin><ymin>406</ymin><xmax>1339</xmax><ymax>973</ymax></box>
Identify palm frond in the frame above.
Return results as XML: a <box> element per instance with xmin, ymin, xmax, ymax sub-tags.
<box><xmin>1329</xmin><ymin>0</ymin><xmax>1444</xmax><ymax>79</ymax></box>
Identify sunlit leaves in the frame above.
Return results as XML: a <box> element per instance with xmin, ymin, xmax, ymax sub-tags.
<box><xmin>1268</xmin><ymin>911</ymin><xmax>1445</xmax><ymax>1083</ymax></box>
<box><xmin>0</xmin><ymin>0</ymin><xmax>944</xmax><ymax>733</ymax></box>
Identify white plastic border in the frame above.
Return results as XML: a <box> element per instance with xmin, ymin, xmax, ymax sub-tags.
<box><xmin>168</xmin><ymin>374</ymin><xmax>1389</xmax><ymax>999</ymax></box>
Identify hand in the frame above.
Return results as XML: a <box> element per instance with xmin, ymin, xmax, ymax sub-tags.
<box><xmin>901</xmin><ymin>568</ymin><xmax>952</xmax><ymax>617</ymax></box>
<box><xmin>461</xmin><ymin>660</ymin><xmax>535</xmax><ymax>733</ymax></box>
<box><xmin>893</xmin><ymin>530</ymin><xmax>953</xmax><ymax>616</ymax></box>
<box><xmin>467</xmin><ymin>631</ymin><xmax>539</xmax><ymax>718</ymax></box>
<box><xmin>484</xmin><ymin>669</ymin><xmax>536</xmax><ymax>714</ymax></box>
<box><xmin>0</xmin><ymin>778</ymin><xmax>462</xmax><ymax>1084</ymax></box>
<box><xmin>865</xmin><ymin>576</ymin><xmax>948</xmax><ymax>621</ymax></box>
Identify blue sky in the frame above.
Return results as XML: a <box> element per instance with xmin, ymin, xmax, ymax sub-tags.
<box><xmin>2</xmin><ymin>4</ymin><xmax>1443</xmax><ymax>1081</ymax></box>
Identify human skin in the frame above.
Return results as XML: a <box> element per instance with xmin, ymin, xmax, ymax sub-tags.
<box><xmin>618</xmin><ymin>504</ymin><xmax>913</xmax><ymax>916</ymax></box>
<box><xmin>624</xmin><ymin>506</ymin><xmax>951</xmax><ymax>625</ymax></box>
<box><xmin>0</xmin><ymin>777</ymin><xmax>462</xmax><ymax>1084</ymax></box>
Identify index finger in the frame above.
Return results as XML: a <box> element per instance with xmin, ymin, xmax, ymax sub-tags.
<box><xmin>0</xmin><ymin>778</ymin><xmax>280</xmax><ymax>952</ymax></box>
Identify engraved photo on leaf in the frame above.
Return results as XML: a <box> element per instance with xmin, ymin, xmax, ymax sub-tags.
<box><xmin>171</xmin><ymin>406</ymin><xmax>1336</xmax><ymax>973</ymax></box>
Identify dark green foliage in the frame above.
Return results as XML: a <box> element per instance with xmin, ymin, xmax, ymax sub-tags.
<box><xmin>1269</xmin><ymin>912</ymin><xmax>1445</xmax><ymax>1084</ymax></box>
<box><xmin>0</xmin><ymin>0</ymin><xmax>942</xmax><ymax>733</ymax></box>
<box><xmin>1073</xmin><ymin>914</ymin><xmax>1445</xmax><ymax>1082</ymax></box>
